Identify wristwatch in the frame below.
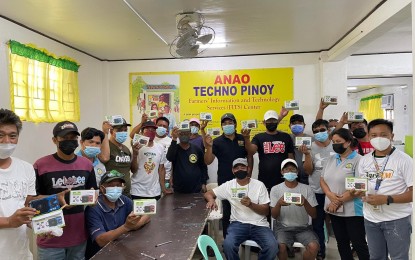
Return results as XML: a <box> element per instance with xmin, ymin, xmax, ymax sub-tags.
<box><xmin>386</xmin><ymin>195</ymin><xmax>394</xmax><ymax>205</ymax></box>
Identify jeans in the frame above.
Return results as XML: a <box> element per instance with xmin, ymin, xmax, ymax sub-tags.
<box><xmin>222</xmin><ymin>199</ymin><xmax>231</xmax><ymax>238</ymax></box>
<box><xmin>330</xmin><ymin>215</ymin><xmax>369</xmax><ymax>260</ymax></box>
<box><xmin>364</xmin><ymin>215</ymin><xmax>411</xmax><ymax>260</ymax></box>
<box><xmin>223</xmin><ymin>221</ymin><xmax>278</xmax><ymax>260</ymax></box>
<box><xmin>38</xmin><ymin>241</ymin><xmax>86</xmax><ymax>260</ymax></box>
<box><xmin>312</xmin><ymin>193</ymin><xmax>326</xmax><ymax>257</ymax></box>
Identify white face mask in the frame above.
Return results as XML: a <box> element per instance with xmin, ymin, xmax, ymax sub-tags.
<box><xmin>370</xmin><ymin>137</ymin><xmax>391</xmax><ymax>151</ymax></box>
<box><xmin>0</xmin><ymin>143</ymin><xmax>17</xmax><ymax>159</ymax></box>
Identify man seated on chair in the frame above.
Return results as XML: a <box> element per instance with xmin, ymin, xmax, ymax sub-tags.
<box><xmin>270</xmin><ymin>158</ymin><xmax>320</xmax><ymax>260</ymax></box>
<box><xmin>204</xmin><ymin>158</ymin><xmax>278</xmax><ymax>260</ymax></box>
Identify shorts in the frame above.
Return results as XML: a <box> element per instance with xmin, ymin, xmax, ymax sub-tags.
<box><xmin>275</xmin><ymin>223</ymin><xmax>319</xmax><ymax>248</ymax></box>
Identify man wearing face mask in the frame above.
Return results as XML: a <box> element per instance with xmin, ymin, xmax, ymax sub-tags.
<box><xmin>153</xmin><ymin>117</ymin><xmax>173</xmax><ymax>190</ymax></box>
<box><xmin>0</xmin><ymin>109</ymin><xmax>37</xmax><ymax>259</ymax></box>
<box><xmin>105</xmin><ymin>117</ymin><xmax>137</xmax><ymax>198</ymax></box>
<box><xmin>299</xmin><ymin>119</ymin><xmax>334</xmax><ymax>260</ymax></box>
<box><xmin>270</xmin><ymin>159</ymin><xmax>319</xmax><ymax>260</ymax></box>
<box><xmin>166</xmin><ymin>126</ymin><xmax>208</xmax><ymax>193</ymax></box>
<box><xmin>34</xmin><ymin>121</ymin><xmax>98</xmax><ymax>260</ymax></box>
<box><xmin>189</xmin><ymin>118</ymin><xmax>205</xmax><ymax>151</ymax></box>
<box><xmin>77</xmin><ymin>126</ymin><xmax>110</xmax><ymax>184</ymax></box>
<box><xmin>204</xmin><ymin>113</ymin><xmax>253</xmax><ymax>239</ymax></box>
<box><xmin>130</xmin><ymin>121</ymin><xmax>169</xmax><ymax>200</ymax></box>
<box><xmin>289</xmin><ymin>114</ymin><xmax>313</xmax><ymax>185</ymax></box>
<box><xmin>204</xmin><ymin>158</ymin><xmax>278</xmax><ymax>260</ymax></box>
<box><xmin>243</xmin><ymin>110</ymin><xmax>295</xmax><ymax>192</ymax></box>
<box><xmin>357</xmin><ymin>119</ymin><xmax>412</xmax><ymax>260</ymax></box>
<box><xmin>85</xmin><ymin>170</ymin><xmax>150</xmax><ymax>259</ymax></box>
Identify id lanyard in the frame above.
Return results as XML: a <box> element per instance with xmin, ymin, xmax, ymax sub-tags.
<box><xmin>371</xmin><ymin>148</ymin><xmax>394</xmax><ymax>191</ymax></box>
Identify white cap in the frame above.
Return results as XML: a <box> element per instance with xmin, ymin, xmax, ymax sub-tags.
<box><xmin>264</xmin><ymin>110</ymin><xmax>279</xmax><ymax>121</ymax></box>
<box><xmin>281</xmin><ymin>159</ymin><xmax>298</xmax><ymax>170</ymax></box>
<box><xmin>232</xmin><ymin>158</ymin><xmax>248</xmax><ymax>167</ymax></box>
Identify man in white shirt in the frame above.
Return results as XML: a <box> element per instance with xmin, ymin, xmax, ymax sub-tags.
<box><xmin>204</xmin><ymin>158</ymin><xmax>278</xmax><ymax>260</ymax></box>
<box><xmin>357</xmin><ymin>119</ymin><xmax>412</xmax><ymax>260</ymax></box>
<box><xmin>0</xmin><ymin>108</ymin><xmax>37</xmax><ymax>259</ymax></box>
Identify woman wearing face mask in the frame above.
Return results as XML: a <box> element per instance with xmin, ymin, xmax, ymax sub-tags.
<box><xmin>320</xmin><ymin>128</ymin><xmax>369</xmax><ymax>260</ymax></box>
<box><xmin>188</xmin><ymin>118</ymin><xmax>205</xmax><ymax>151</ymax></box>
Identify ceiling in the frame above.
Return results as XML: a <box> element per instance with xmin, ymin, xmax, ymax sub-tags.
<box><xmin>0</xmin><ymin>0</ymin><xmax>411</xmax><ymax>61</ymax></box>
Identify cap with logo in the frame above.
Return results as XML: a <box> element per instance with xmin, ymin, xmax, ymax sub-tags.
<box><xmin>142</xmin><ymin>120</ymin><xmax>157</xmax><ymax>129</ymax></box>
<box><xmin>264</xmin><ymin>110</ymin><xmax>279</xmax><ymax>121</ymax></box>
<box><xmin>189</xmin><ymin>118</ymin><xmax>201</xmax><ymax>125</ymax></box>
<box><xmin>232</xmin><ymin>158</ymin><xmax>248</xmax><ymax>167</ymax></box>
<box><xmin>290</xmin><ymin>114</ymin><xmax>305</xmax><ymax>124</ymax></box>
<box><xmin>221</xmin><ymin>113</ymin><xmax>236</xmax><ymax>124</ymax></box>
<box><xmin>100</xmin><ymin>170</ymin><xmax>126</xmax><ymax>186</ymax></box>
<box><xmin>53</xmin><ymin>121</ymin><xmax>80</xmax><ymax>137</ymax></box>
<box><xmin>281</xmin><ymin>158</ymin><xmax>298</xmax><ymax>170</ymax></box>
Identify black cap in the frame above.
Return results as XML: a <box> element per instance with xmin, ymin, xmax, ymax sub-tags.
<box><xmin>290</xmin><ymin>114</ymin><xmax>304</xmax><ymax>124</ymax></box>
<box><xmin>221</xmin><ymin>113</ymin><xmax>236</xmax><ymax>124</ymax></box>
<box><xmin>142</xmin><ymin>120</ymin><xmax>158</xmax><ymax>129</ymax></box>
<box><xmin>100</xmin><ymin>170</ymin><xmax>125</xmax><ymax>186</ymax></box>
<box><xmin>53</xmin><ymin>121</ymin><xmax>80</xmax><ymax>137</ymax></box>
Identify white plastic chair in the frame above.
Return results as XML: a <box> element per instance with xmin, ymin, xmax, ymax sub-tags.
<box><xmin>206</xmin><ymin>183</ymin><xmax>223</xmax><ymax>243</ymax></box>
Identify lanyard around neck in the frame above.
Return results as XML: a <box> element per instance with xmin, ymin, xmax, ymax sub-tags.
<box><xmin>371</xmin><ymin>147</ymin><xmax>395</xmax><ymax>190</ymax></box>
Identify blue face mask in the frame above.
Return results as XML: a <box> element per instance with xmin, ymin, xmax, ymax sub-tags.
<box><xmin>190</xmin><ymin>126</ymin><xmax>199</xmax><ymax>134</ymax></box>
<box><xmin>291</xmin><ymin>124</ymin><xmax>304</xmax><ymax>135</ymax></box>
<box><xmin>104</xmin><ymin>187</ymin><xmax>123</xmax><ymax>202</ymax></box>
<box><xmin>223</xmin><ymin>125</ymin><xmax>235</xmax><ymax>135</ymax></box>
<box><xmin>115</xmin><ymin>131</ymin><xmax>128</xmax><ymax>143</ymax></box>
<box><xmin>283</xmin><ymin>172</ymin><xmax>298</xmax><ymax>182</ymax></box>
<box><xmin>156</xmin><ymin>126</ymin><xmax>167</xmax><ymax>136</ymax></box>
<box><xmin>84</xmin><ymin>146</ymin><xmax>101</xmax><ymax>158</ymax></box>
<box><xmin>314</xmin><ymin>131</ymin><xmax>329</xmax><ymax>142</ymax></box>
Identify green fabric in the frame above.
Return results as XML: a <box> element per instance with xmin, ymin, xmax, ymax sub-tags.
<box><xmin>9</xmin><ymin>40</ymin><xmax>80</xmax><ymax>72</ymax></box>
<box><xmin>360</xmin><ymin>94</ymin><xmax>383</xmax><ymax>102</ymax></box>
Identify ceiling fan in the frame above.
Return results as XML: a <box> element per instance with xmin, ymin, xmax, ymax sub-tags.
<box><xmin>169</xmin><ymin>12</ymin><xmax>215</xmax><ymax>58</ymax></box>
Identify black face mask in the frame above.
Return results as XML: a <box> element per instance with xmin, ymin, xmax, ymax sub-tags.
<box><xmin>265</xmin><ymin>123</ymin><xmax>278</xmax><ymax>132</ymax></box>
<box><xmin>59</xmin><ymin>140</ymin><xmax>78</xmax><ymax>155</ymax></box>
<box><xmin>234</xmin><ymin>170</ymin><xmax>248</xmax><ymax>180</ymax></box>
<box><xmin>332</xmin><ymin>143</ymin><xmax>347</xmax><ymax>154</ymax></box>
<box><xmin>352</xmin><ymin>128</ymin><xmax>367</xmax><ymax>139</ymax></box>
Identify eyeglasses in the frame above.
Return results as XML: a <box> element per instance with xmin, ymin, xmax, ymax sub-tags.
<box><xmin>312</xmin><ymin>128</ymin><xmax>327</xmax><ymax>134</ymax></box>
<box><xmin>105</xmin><ymin>170</ymin><xmax>125</xmax><ymax>178</ymax></box>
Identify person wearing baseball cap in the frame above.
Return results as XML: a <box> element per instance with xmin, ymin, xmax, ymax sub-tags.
<box><xmin>85</xmin><ymin>170</ymin><xmax>150</xmax><ymax>258</ymax></box>
<box><xmin>189</xmin><ymin>118</ymin><xmax>204</xmax><ymax>150</ymax></box>
<box><xmin>203</xmin><ymin>112</ymin><xmax>253</xmax><ymax>239</ymax></box>
<box><xmin>270</xmin><ymin>158</ymin><xmax>319</xmax><ymax>260</ymax></box>
<box><xmin>34</xmin><ymin>121</ymin><xmax>97</xmax><ymax>259</ymax></box>
<box><xmin>105</xmin><ymin>116</ymin><xmax>135</xmax><ymax>198</ymax></box>
<box><xmin>242</xmin><ymin>109</ymin><xmax>295</xmax><ymax>192</ymax></box>
<box><xmin>204</xmin><ymin>157</ymin><xmax>278</xmax><ymax>259</ymax></box>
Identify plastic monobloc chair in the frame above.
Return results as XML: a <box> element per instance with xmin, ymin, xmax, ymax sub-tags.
<box><xmin>197</xmin><ymin>234</ymin><xmax>224</xmax><ymax>260</ymax></box>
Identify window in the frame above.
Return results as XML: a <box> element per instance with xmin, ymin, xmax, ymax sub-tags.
<box><xmin>8</xmin><ymin>40</ymin><xmax>80</xmax><ymax>122</ymax></box>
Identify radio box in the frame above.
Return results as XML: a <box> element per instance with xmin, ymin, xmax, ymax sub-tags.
<box><xmin>179</xmin><ymin>121</ymin><xmax>190</xmax><ymax>131</ymax></box>
<box><xmin>132</xmin><ymin>134</ymin><xmax>150</xmax><ymax>146</ymax></box>
<box><xmin>323</xmin><ymin>96</ymin><xmax>338</xmax><ymax>105</ymax></box>
<box><xmin>29</xmin><ymin>195</ymin><xmax>60</xmax><ymax>216</ymax></box>
<box><xmin>347</xmin><ymin>112</ymin><xmax>364</xmax><ymax>122</ymax></box>
<box><xmin>295</xmin><ymin>136</ymin><xmax>312</xmax><ymax>148</ymax></box>
<box><xmin>32</xmin><ymin>209</ymin><xmax>65</xmax><ymax>234</ymax></box>
<box><xmin>133</xmin><ymin>199</ymin><xmax>157</xmax><ymax>215</ymax></box>
<box><xmin>200</xmin><ymin>112</ymin><xmax>212</xmax><ymax>121</ymax></box>
<box><xmin>105</xmin><ymin>115</ymin><xmax>124</xmax><ymax>126</ymax></box>
<box><xmin>283</xmin><ymin>192</ymin><xmax>302</xmax><ymax>205</ymax></box>
<box><xmin>69</xmin><ymin>190</ymin><xmax>97</xmax><ymax>205</ymax></box>
<box><xmin>207</xmin><ymin>128</ymin><xmax>221</xmax><ymax>137</ymax></box>
<box><xmin>146</xmin><ymin>110</ymin><xmax>158</xmax><ymax>119</ymax></box>
<box><xmin>345</xmin><ymin>177</ymin><xmax>368</xmax><ymax>191</ymax></box>
<box><xmin>241</xmin><ymin>120</ymin><xmax>258</xmax><ymax>129</ymax></box>
<box><xmin>284</xmin><ymin>100</ymin><xmax>300</xmax><ymax>110</ymax></box>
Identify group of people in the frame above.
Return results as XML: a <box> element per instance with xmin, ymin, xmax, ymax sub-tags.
<box><xmin>0</xmin><ymin>100</ymin><xmax>412</xmax><ymax>260</ymax></box>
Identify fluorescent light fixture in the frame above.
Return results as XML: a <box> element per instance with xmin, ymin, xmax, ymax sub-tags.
<box><xmin>400</xmin><ymin>85</ymin><xmax>408</xmax><ymax>89</ymax></box>
<box><xmin>202</xmin><ymin>43</ymin><xmax>227</xmax><ymax>49</ymax></box>
<box><xmin>347</xmin><ymin>87</ymin><xmax>357</xmax><ymax>91</ymax></box>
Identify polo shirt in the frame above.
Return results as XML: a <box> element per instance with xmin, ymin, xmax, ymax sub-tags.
<box><xmin>212</xmin><ymin>133</ymin><xmax>248</xmax><ymax>185</ymax></box>
<box><xmin>85</xmin><ymin>195</ymin><xmax>133</xmax><ymax>258</ymax></box>
<box><xmin>75</xmin><ymin>150</ymin><xmax>106</xmax><ymax>185</ymax></box>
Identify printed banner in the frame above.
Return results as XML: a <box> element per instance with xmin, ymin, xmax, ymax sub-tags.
<box><xmin>130</xmin><ymin>68</ymin><xmax>293</xmax><ymax>135</ymax></box>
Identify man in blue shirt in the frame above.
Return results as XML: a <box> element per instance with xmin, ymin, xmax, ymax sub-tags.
<box><xmin>85</xmin><ymin>170</ymin><xmax>150</xmax><ymax>259</ymax></box>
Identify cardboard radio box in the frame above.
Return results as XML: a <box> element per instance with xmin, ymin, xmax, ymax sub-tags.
<box><xmin>347</xmin><ymin>112</ymin><xmax>364</xmax><ymax>122</ymax></box>
<box><xmin>345</xmin><ymin>177</ymin><xmax>368</xmax><ymax>191</ymax></box>
<box><xmin>295</xmin><ymin>136</ymin><xmax>312</xmax><ymax>148</ymax></box>
<box><xmin>105</xmin><ymin>115</ymin><xmax>124</xmax><ymax>126</ymax></box>
<box><xmin>200</xmin><ymin>112</ymin><xmax>212</xmax><ymax>121</ymax></box>
<box><xmin>69</xmin><ymin>190</ymin><xmax>97</xmax><ymax>205</ymax></box>
<box><xmin>29</xmin><ymin>194</ymin><xmax>60</xmax><ymax>216</ymax></box>
<box><xmin>283</xmin><ymin>192</ymin><xmax>302</xmax><ymax>205</ymax></box>
<box><xmin>284</xmin><ymin>100</ymin><xmax>300</xmax><ymax>110</ymax></box>
<box><xmin>146</xmin><ymin>110</ymin><xmax>158</xmax><ymax>119</ymax></box>
<box><xmin>133</xmin><ymin>134</ymin><xmax>150</xmax><ymax>146</ymax></box>
<box><xmin>179</xmin><ymin>121</ymin><xmax>190</xmax><ymax>131</ymax></box>
<box><xmin>207</xmin><ymin>127</ymin><xmax>221</xmax><ymax>137</ymax></box>
<box><xmin>241</xmin><ymin>120</ymin><xmax>258</xmax><ymax>129</ymax></box>
<box><xmin>133</xmin><ymin>199</ymin><xmax>157</xmax><ymax>215</ymax></box>
<box><xmin>32</xmin><ymin>209</ymin><xmax>65</xmax><ymax>234</ymax></box>
<box><xmin>323</xmin><ymin>96</ymin><xmax>338</xmax><ymax>105</ymax></box>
